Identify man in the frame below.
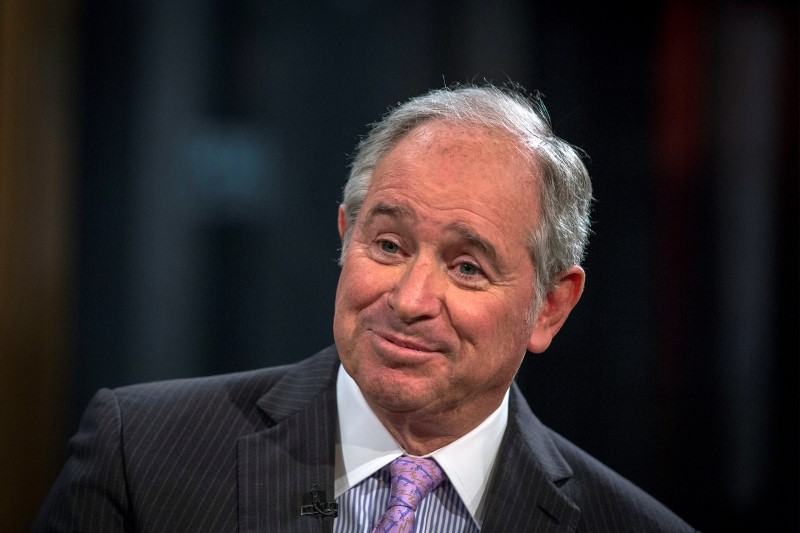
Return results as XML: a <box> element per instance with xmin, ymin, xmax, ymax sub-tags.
<box><xmin>35</xmin><ymin>84</ymin><xmax>697</xmax><ymax>532</ymax></box>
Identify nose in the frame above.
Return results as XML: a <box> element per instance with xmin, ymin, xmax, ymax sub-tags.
<box><xmin>387</xmin><ymin>256</ymin><xmax>444</xmax><ymax>323</ymax></box>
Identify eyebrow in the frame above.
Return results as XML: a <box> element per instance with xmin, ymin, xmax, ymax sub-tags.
<box><xmin>447</xmin><ymin>222</ymin><xmax>500</xmax><ymax>267</ymax></box>
<box><xmin>360</xmin><ymin>202</ymin><xmax>416</xmax><ymax>227</ymax></box>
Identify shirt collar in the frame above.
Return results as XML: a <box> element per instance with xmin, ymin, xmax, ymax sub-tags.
<box><xmin>334</xmin><ymin>364</ymin><xmax>509</xmax><ymax>526</ymax></box>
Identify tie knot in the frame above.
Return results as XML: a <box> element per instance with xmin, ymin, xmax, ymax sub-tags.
<box><xmin>388</xmin><ymin>456</ymin><xmax>445</xmax><ymax>511</ymax></box>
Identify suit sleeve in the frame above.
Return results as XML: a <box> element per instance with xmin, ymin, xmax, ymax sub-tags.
<box><xmin>32</xmin><ymin>388</ymin><xmax>133</xmax><ymax>532</ymax></box>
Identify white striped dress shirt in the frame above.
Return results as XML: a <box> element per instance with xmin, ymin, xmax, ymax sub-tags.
<box><xmin>333</xmin><ymin>365</ymin><xmax>509</xmax><ymax>532</ymax></box>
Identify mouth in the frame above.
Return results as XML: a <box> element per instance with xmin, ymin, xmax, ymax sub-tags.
<box><xmin>370</xmin><ymin>329</ymin><xmax>442</xmax><ymax>355</ymax></box>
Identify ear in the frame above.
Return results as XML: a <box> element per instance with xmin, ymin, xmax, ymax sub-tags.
<box><xmin>527</xmin><ymin>265</ymin><xmax>585</xmax><ymax>354</ymax></box>
<box><xmin>337</xmin><ymin>204</ymin><xmax>347</xmax><ymax>240</ymax></box>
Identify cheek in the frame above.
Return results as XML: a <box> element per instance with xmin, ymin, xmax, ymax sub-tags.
<box><xmin>453</xmin><ymin>301</ymin><xmax>531</xmax><ymax>385</ymax></box>
<box><xmin>335</xmin><ymin>257</ymin><xmax>390</xmax><ymax>317</ymax></box>
<box><xmin>448</xmin><ymin>293</ymin><xmax>532</xmax><ymax>352</ymax></box>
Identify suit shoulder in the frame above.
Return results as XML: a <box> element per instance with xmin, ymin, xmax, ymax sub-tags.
<box><xmin>548</xmin><ymin>430</ymin><xmax>697</xmax><ymax>532</ymax></box>
<box><xmin>113</xmin><ymin>362</ymin><xmax>286</xmax><ymax>403</ymax></box>
<box><xmin>107</xmin><ymin>345</ymin><xmax>339</xmax><ymax>427</ymax></box>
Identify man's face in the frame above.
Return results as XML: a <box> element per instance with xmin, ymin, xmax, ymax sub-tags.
<box><xmin>333</xmin><ymin>121</ymin><xmax>541</xmax><ymax>423</ymax></box>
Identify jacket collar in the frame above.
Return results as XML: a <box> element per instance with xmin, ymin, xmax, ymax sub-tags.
<box><xmin>481</xmin><ymin>383</ymin><xmax>581</xmax><ymax>532</ymax></box>
<box><xmin>237</xmin><ymin>345</ymin><xmax>340</xmax><ymax>533</ymax></box>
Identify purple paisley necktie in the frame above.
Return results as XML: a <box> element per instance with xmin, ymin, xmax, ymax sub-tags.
<box><xmin>372</xmin><ymin>455</ymin><xmax>446</xmax><ymax>533</ymax></box>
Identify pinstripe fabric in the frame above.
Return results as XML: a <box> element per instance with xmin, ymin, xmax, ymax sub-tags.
<box><xmin>34</xmin><ymin>346</ymin><xmax>341</xmax><ymax>532</ymax></box>
<box><xmin>480</xmin><ymin>386</ymin><xmax>698</xmax><ymax>532</ymax></box>
<box><xmin>238</xmin><ymin>350</ymin><xmax>338</xmax><ymax>532</ymax></box>
<box><xmin>334</xmin><ymin>464</ymin><xmax>479</xmax><ymax>533</ymax></box>
<box><xmin>34</xmin><ymin>346</ymin><xmax>697</xmax><ymax>532</ymax></box>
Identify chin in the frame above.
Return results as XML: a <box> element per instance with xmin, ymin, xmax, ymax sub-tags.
<box><xmin>370</xmin><ymin>392</ymin><xmax>431</xmax><ymax>414</ymax></box>
<box><xmin>360</xmin><ymin>370</ymin><xmax>436</xmax><ymax>412</ymax></box>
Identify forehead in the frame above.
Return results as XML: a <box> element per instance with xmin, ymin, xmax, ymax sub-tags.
<box><xmin>363</xmin><ymin>121</ymin><xmax>540</xmax><ymax>237</ymax></box>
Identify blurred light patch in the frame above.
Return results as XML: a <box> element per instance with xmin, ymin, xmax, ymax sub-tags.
<box><xmin>182</xmin><ymin>124</ymin><xmax>285</xmax><ymax>219</ymax></box>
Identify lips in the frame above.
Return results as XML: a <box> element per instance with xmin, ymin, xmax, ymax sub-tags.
<box><xmin>371</xmin><ymin>329</ymin><xmax>444</xmax><ymax>354</ymax></box>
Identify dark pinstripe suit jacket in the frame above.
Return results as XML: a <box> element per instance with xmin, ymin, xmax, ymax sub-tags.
<box><xmin>34</xmin><ymin>345</ymin><xmax>696</xmax><ymax>532</ymax></box>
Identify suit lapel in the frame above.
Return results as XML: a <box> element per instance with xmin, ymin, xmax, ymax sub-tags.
<box><xmin>481</xmin><ymin>384</ymin><xmax>581</xmax><ymax>533</ymax></box>
<box><xmin>237</xmin><ymin>346</ymin><xmax>340</xmax><ymax>533</ymax></box>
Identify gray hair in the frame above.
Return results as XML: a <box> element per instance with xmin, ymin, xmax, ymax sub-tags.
<box><xmin>340</xmin><ymin>83</ymin><xmax>593</xmax><ymax>311</ymax></box>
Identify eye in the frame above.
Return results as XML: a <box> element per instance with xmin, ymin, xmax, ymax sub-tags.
<box><xmin>458</xmin><ymin>262</ymin><xmax>481</xmax><ymax>276</ymax></box>
<box><xmin>450</xmin><ymin>259</ymin><xmax>488</xmax><ymax>289</ymax></box>
<box><xmin>379</xmin><ymin>240</ymin><xmax>400</xmax><ymax>254</ymax></box>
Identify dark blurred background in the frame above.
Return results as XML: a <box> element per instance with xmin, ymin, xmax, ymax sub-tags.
<box><xmin>2</xmin><ymin>1</ymin><xmax>797</xmax><ymax>531</ymax></box>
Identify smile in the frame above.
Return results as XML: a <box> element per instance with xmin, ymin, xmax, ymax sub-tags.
<box><xmin>370</xmin><ymin>330</ymin><xmax>442</xmax><ymax>355</ymax></box>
